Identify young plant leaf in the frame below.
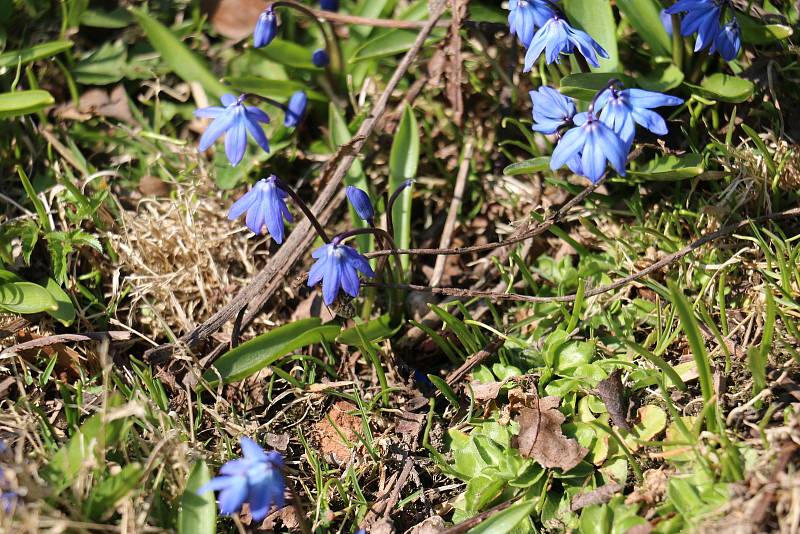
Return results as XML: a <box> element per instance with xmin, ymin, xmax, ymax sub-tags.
<box><xmin>179</xmin><ymin>461</ymin><xmax>217</xmax><ymax>534</ymax></box>
<box><xmin>562</xmin><ymin>0</ymin><xmax>619</xmax><ymax>72</ymax></box>
<box><xmin>0</xmin><ymin>90</ymin><xmax>54</xmax><ymax>118</ymax></box>
<box><xmin>389</xmin><ymin>104</ymin><xmax>419</xmax><ymax>271</ymax></box>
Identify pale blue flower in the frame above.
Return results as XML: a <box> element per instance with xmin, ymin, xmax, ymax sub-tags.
<box><xmin>346</xmin><ymin>186</ymin><xmax>374</xmax><ymax>223</ymax></box>
<box><xmin>595</xmin><ymin>87</ymin><xmax>684</xmax><ymax>147</ymax></box>
<box><xmin>254</xmin><ymin>9</ymin><xmax>278</xmax><ymax>48</ymax></box>
<box><xmin>195</xmin><ymin>94</ymin><xmax>270</xmax><ymax>166</ymax></box>
<box><xmin>507</xmin><ymin>0</ymin><xmax>558</xmax><ymax>48</ymax></box>
<box><xmin>228</xmin><ymin>176</ymin><xmax>292</xmax><ymax>242</ymax></box>
<box><xmin>523</xmin><ymin>15</ymin><xmax>608</xmax><ymax>71</ymax></box>
<box><xmin>284</xmin><ymin>91</ymin><xmax>308</xmax><ymax>128</ymax></box>
<box><xmin>308</xmin><ymin>240</ymin><xmax>375</xmax><ymax>305</ymax></box>
<box><xmin>530</xmin><ymin>86</ymin><xmax>576</xmax><ymax>134</ymax></box>
<box><xmin>551</xmin><ymin>112</ymin><xmax>628</xmax><ymax>183</ymax></box>
<box><xmin>665</xmin><ymin>0</ymin><xmax>722</xmax><ymax>53</ymax></box>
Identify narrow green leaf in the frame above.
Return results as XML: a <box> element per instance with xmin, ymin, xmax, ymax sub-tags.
<box><xmin>467</xmin><ymin>499</ymin><xmax>536</xmax><ymax>534</ymax></box>
<box><xmin>15</xmin><ymin>165</ymin><xmax>50</xmax><ymax>229</ymax></box>
<box><xmin>738</xmin><ymin>14</ymin><xmax>793</xmax><ymax>44</ymax></box>
<box><xmin>668</xmin><ymin>281</ymin><xmax>714</xmax><ymax>408</ymax></box>
<box><xmin>254</xmin><ymin>39</ymin><xmax>318</xmax><ymax>70</ymax></box>
<box><xmin>740</xmin><ymin>124</ymin><xmax>776</xmax><ymax>176</ymax></box>
<box><xmin>337</xmin><ymin>314</ymin><xmax>402</xmax><ymax>346</ymax></box>
<box><xmin>352</xmin><ymin>29</ymin><xmax>444</xmax><ymax>62</ymax></box>
<box><xmin>427</xmin><ymin>374</ymin><xmax>460</xmax><ymax>409</ymax></box>
<box><xmin>503</xmin><ymin>157</ymin><xmax>551</xmax><ymax>176</ymax></box>
<box><xmin>0</xmin><ymin>90</ymin><xmax>54</xmax><ymax>118</ymax></box>
<box><xmin>85</xmin><ymin>464</ymin><xmax>144</xmax><ymax>520</ymax></box>
<box><xmin>225</xmin><ymin>76</ymin><xmax>327</xmax><ymax>102</ymax></box>
<box><xmin>628</xmin><ymin>154</ymin><xmax>705</xmax><ymax>181</ymax></box>
<box><xmin>202</xmin><ymin>318</ymin><xmax>341</xmax><ymax>385</ymax></box>
<box><xmin>130</xmin><ymin>8</ymin><xmax>227</xmax><ymax>98</ymax></box>
<box><xmin>616</xmin><ymin>0</ymin><xmax>671</xmax><ymax>56</ymax></box>
<box><xmin>80</xmin><ymin>8</ymin><xmax>133</xmax><ymax>28</ymax></box>
<box><xmin>0</xmin><ymin>282</ymin><xmax>57</xmax><ymax>314</ymax></box>
<box><xmin>0</xmin><ymin>40</ymin><xmax>73</xmax><ymax>69</ymax></box>
<box><xmin>562</xmin><ymin>0</ymin><xmax>618</xmax><ymax>72</ymax></box>
<box><xmin>179</xmin><ymin>461</ymin><xmax>216</xmax><ymax>534</ymax></box>
<box><xmin>389</xmin><ymin>104</ymin><xmax>419</xmax><ymax>271</ymax></box>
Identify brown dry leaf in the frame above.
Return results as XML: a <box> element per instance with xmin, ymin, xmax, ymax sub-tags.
<box><xmin>313</xmin><ymin>400</ymin><xmax>362</xmax><ymax>465</ymax></box>
<box><xmin>79</xmin><ymin>85</ymin><xmax>134</xmax><ymax>123</ymax></box>
<box><xmin>625</xmin><ymin>469</ymin><xmax>670</xmax><ymax>506</ymax></box>
<box><xmin>200</xmin><ymin>0</ymin><xmax>264</xmax><ymax>39</ymax></box>
<box><xmin>570</xmin><ymin>482</ymin><xmax>624</xmax><ymax>512</ymax></box>
<box><xmin>469</xmin><ymin>380</ymin><xmax>504</xmax><ymax>402</ymax></box>
<box><xmin>138</xmin><ymin>175</ymin><xmax>172</xmax><ymax>197</ymax></box>
<box><xmin>408</xmin><ymin>515</ymin><xmax>447</xmax><ymax>534</ymax></box>
<box><xmin>595</xmin><ymin>370</ymin><xmax>631</xmax><ymax>431</ymax></box>
<box><xmin>514</xmin><ymin>396</ymin><xmax>588</xmax><ymax>471</ymax></box>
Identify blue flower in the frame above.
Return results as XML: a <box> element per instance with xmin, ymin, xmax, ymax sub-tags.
<box><xmin>0</xmin><ymin>469</ymin><xmax>17</xmax><ymax>514</ymax></box>
<box><xmin>346</xmin><ymin>186</ymin><xmax>375</xmax><ymax>223</ymax></box>
<box><xmin>550</xmin><ymin>112</ymin><xmax>628</xmax><ymax>183</ymax></box>
<box><xmin>195</xmin><ymin>94</ymin><xmax>270</xmax><ymax>166</ymax></box>
<box><xmin>660</xmin><ymin>9</ymin><xmax>673</xmax><ymax>37</ymax></box>
<box><xmin>197</xmin><ymin>437</ymin><xmax>285</xmax><ymax>522</ymax></box>
<box><xmin>228</xmin><ymin>176</ymin><xmax>292</xmax><ymax>243</ymax></box>
<box><xmin>594</xmin><ymin>87</ymin><xmax>684</xmax><ymax>147</ymax></box>
<box><xmin>523</xmin><ymin>16</ymin><xmax>609</xmax><ymax>71</ymax></box>
<box><xmin>507</xmin><ymin>0</ymin><xmax>558</xmax><ymax>48</ymax></box>
<box><xmin>320</xmin><ymin>0</ymin><xmax>339</xmax><ymax>11</ymax></box>
<box><xmin>530</xmin><ymin>86</ymin><xmax>576</xmax><ymax>134</ymax></box>
<box><xmin>308</xmin><ymin>240</ymin><xmax>375</xmax><ymax>305</ymax></box>
<box><xmin>312</xmin><ymin>48</ymin><xmax>330</xmax><ymax>68</ymax></box>
<box><xmin>665</xmin><ymin>0</ymin><xmax>722</xmax><ymax>53</ymax></box>
<box><xmin>284</xmin><ymin>91</ymin><xmax>308</xmax><ymax>128</ymax></box>
<box><xmin>254</xmin><ymin>9</ymin><xmax>278</xmax><ymax>48</ymax></box>
<box><xmin>711</xmin><ymin>19</ymin><xmax>740</xmax><ymax>60</ymax></box>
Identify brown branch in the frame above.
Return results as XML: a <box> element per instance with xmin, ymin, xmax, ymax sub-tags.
<box><xmin>1</xmin><ymin>331</ymin><xmax>132</xmax><ymax>355</ymax></box>
<box><xmin>367</xmin><ymin>205</ymin><xmax>800</xmax><ymax>304</ymax></box>
<box><xmin>144</xmin><ymin>0</ymin><xmax>451</xmax><ymax>363</ymax></box>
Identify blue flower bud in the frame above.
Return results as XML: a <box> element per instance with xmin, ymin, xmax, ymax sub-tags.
<box><xmin>284</xmin><ymin>91</ymin><xmax>307</xmax><ymax>128</ymax></box>
<box><xmin>346</xmin><ymin>186</ymin><xmax>374</xmax><ymax>222</ymax></box>
<box><xmin>254</xmin><ymin>9</ymin><xmax>277</xmax><ymax>48</ymax></box>
<box><xmin>312</xmin><ymin>48</ymin><xmax>330</xmax><ymax>68</ymax></box>
<box><xmin>320</xmin><ymin>0</ymin><xmax>339</xmax><ymax>11</ymax></box>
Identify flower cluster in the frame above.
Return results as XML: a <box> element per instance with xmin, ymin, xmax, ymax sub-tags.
<box><xmin>198</xmin><ymin>437</ymin><xmax>285</xmax><ymax>521</ymax></box>
<box><xmin>507</xmin><ymin>0</ymin><xmax>608</xmax><ymax>70</ymax></box>
<box><xmin>666</xmin><ymin>0</ymin><xmax>741</xmax><ymax>60</ymax></box>
<box><xmin>531</xmin><ymin>83</ymin><xmax>683</xmax><ymax>183</ymax></box>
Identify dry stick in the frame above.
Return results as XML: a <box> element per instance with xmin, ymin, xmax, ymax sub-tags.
<box><xmin>144</xmin><ymin>0</ymin><xmax>451</xmax><ymax>363</ymax></box>
<box><xmin>369</xmin><ymin>206</ymin><xmax>800</xmax><ymax>305</ymax></box>
<box><xmin>431</xmin><ymin>139</ymin><xmax>473</xmax><ymax>287</ymax></box>
<box><xmin>1</xmin><ymin>331</ymin><xmax>132</xmax><ymax>355</ymax></box>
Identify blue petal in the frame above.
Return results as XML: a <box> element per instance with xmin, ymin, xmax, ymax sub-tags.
<box><xmin>265</xmin><ymin>191</ymin><xmax>286</xmax><ymax>244</ymax></box>
<box><xmin>245</xmin><ymin>107</ymin><xmax>270</xmax><ymax>124</ymax></box>
<box><xmin>219</xmin><ymin>459</ymin><xmax>254</xmax><ymax>476</ymax></box>
<box><xmin>550</xmin><ymin>126</ymin><xmax>586</xmax><ymax>170</ymax></box>
<box><xmin>225</xmin><ymin>115</ymin><xmax>248</xmax><ymax>166</ymax></box>
<box><xmin>596</xmin><ymin>123</ymin><xmax>628</xmax><ymax>176</ymax></box>
<box><xmin>245</xmin><ymin>198</ymin><xmax>265</xmax><ymax>234</ymax></box>
<box><xmin>228</xmin><ymin>189</ymin><xmax>258</xmax><ymax>221</ymax></box>
<box><xmin>245</xmin><ymin>117</ymin><xmax>271</xmax><ymax>154</ymax></box>
<box><xmin>195</xmin><ymin>106</ymin><xmax>226</xmax><ymax>119</ymax></box>
<box><xmin>322</xmin><ymin>259</ymin><xmax>342</xmax><ymax>305</ymax></box>
<box><xmin>307</xmin><ymin>256</ymin><xmax>329</xmax><ymax>287</ymax></box>
<box><xmin>241</xmin><ymin>437</ymin><xmax>268</xmax><ymax>462</ymax></box>
<box><xmin>197</xmin><ymin>476</ymin><xmax>235</xmax><ymax>495</ymax></box>
<box><xmin>625</xmin><ymin>88</ymin><xmax>684</xmax><ymax>108</ymax></box>
<box><xmin>221</xmin><ymin>94</ymin><xmax>238</xmax><ymax>107</ymax></box>
<box><xmin>340</xmin><ymin>265</ymin><xmax>360</xmax><ymax>298</ymax></box>
<box><xmin>217</xmin><ymin>476</ymin><xmax>248</xmax><ymax>516</ymax></box>
<box><xmin>198</xmin><ymin>111</ymin><xmax>234</xmax><ymax>152</ymax></box>
<box><xmin>631</xmin><ymin>108</ymin><xmax>668</xmax><ymax>136</ymax></box>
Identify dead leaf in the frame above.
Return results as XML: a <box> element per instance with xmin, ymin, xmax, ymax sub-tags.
<box><xmin>469</xmin><ymin>380</ymin><xmax>504</xmax><ymax>402</ymax></box>
<box><xmin>408</xmin><ymin>515</ymin><xmax>446</xmax><ymax>534</ymax></box>
<box><xmin>80</xmin><ymin>85</ymin><xmax>134</xmax><ymax>123</ymax></box>
<box><xmin>595</xmin><ymin>370</ymin><xmax>631</xmax><ymax>431</ymax></box>
<box><xmin>570</xmin><ymin>482</ymin><xmax>624</xmax><ymax>511</ymax></box>
<box><xmin>265</xmin><ymin>432</ymin><xmax>290</xmax><ymax>452</ymax></box>
<box><xmin>138</xmin><ymin>175</ymin><xmax>172</xmax><ymax>197</ymax></box>
<box><xmin>313</xmin><ymin>401</ymin><xmax>362</xmax><ymax>465</ymax></box>
<box><xmin>200</xmin><ymin>0</ymin><xmax>264</xmax><ymax>39</ymax></box>
<box><xmin>514</xmin><ymin>396</ymin><xmax>588</xmax><ymax>471</ymax></box>
<box><xmin>625</xmin><ymin>469</ymin><xmax>670</xmax><ymax>506</ymax></box>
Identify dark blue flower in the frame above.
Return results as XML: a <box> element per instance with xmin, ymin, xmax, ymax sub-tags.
<box><xmin>228</xmin><ymin>175</ymin><xmax>292</xmax><ymax>242</ymax></box>
<box><xmin>507</xmin><ymin>0</ymin><xmax>558</xmax><ymax>48</ymax></box>
<box><xmin>312</xmin><ymin>48</ymin><xmax>330</xmax><ymax>68</ymax></box>
<box><xmin>346</xmin><ymin>186</ymin><xmax>375</xmax><ymax>223</ymax></box>
<box><xmin>665</xmin><ymin>0</ymin><xmax>722</xmax><ymax>53</ymax></box>
<box><xmin>284</xmin><ymin>91</ymin><xmax>308</xmax><ymax>128</ymax></box>
<box><xmin>197</xmin><ymin>437</ymin><xmax>285</xmax><ymax>522</ymax></box>
<box><xmin>523</xmin><ymin>16</ymin><xmax>608</xmax><ymax>71</ymax></box>
<box><xmin>320</xmin><ymin>0</ymin><xmax>339</xmax><ymax>11</ymax></box>
<box><xmin>594</xmin><ymin>87</ymin><xmax>684</xmax><ymax>147</ymax></box>
<box><xmin>308</xmin><ymin>240</ymin><xmax>375</xmax><ymax>305</ymax></box>
<box><xmin>550</xmin><ymin>112</ymin><xmax>628</xmax><ymax>183</ymax></box>
<box><xmin>195</xmin><ymin>94</ymin><xmax>270</xmax><ymax>166</ymax></box>
<box><xmin>530</xmin><ymin>86</ymin><xmax>576</xmax><ymax>134</ymax></box>
<box><xmin>711</xmin><ymin>19</ymin><xmax>740</xmax><ymax>60</ymax></box>
<box><xmin>254</xmin><ymin>8</ymin><xmax>278</xmax><ymax>48</ymax></box>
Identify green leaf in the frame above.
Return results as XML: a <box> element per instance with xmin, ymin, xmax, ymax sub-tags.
<box><xmin>579</xmin><ymin>504</ymin><xmax>614</xmax><ymax>534</ymax></box>
<box><xmin>130</xmin><ymin>8</ymin><xmax>227</xmax><ymax>99</ymax></box>
<box><xmin>562</xmin><ymin>0</ymin><xmax>618</xmax><ymax>72</ymax></box>
<box><xmin>627</xmin><ymin>154</ymin><xmax>705</xmax><ymax>181</ymax></box>
<box><xmin>738</xmin><ymin>14</ymin><xmax>793</xmax><ymax>45</ymax></box>
<box><xmin>43</xmin><ymin>394</ymin><xmax>128</xmax><ymax>492</ymax></box>
<box><xmin>685</xmin><ymin>74</ymin><xmax>755</xmax><ymax>104</ymax></box>
<box><xmin>0</xmin><ymin>90</ymin><xmax>54</xmax><ymax>118</ymax></box>
<box><xmin>254</xmin><ymin>39</ymin><xmax>318</xmax><ymax>70</ymax></box>
<box><xmin>80</xmin><ymin>8</ymin><xmax>133</xmax><ymax>28</ymax></box>
<box><xmin>0</xmin><ymin>40</ymin><xmax>73</xmax><ymax>69</ymax></box>
<box><xmin>637</xmin><ymin>64</ymin><xmax>685</xmax><ymax>92</ymax></box>
<box><xmin>202</xmin><ymin>318</ymin><xmax>341</xmax><ymax>385</ymax></box>
<box><xmin>0</xmin><ymin>282</ymin><xmax>58</xmax><ymax>314</ymax></box>
<box><xmin>389</xmin><ymin>104</ymin><xmax>419</xmax><ymax>271</ymax></box>
<box><xmin>44</xmin><ymin>277</ymin><xmax>76</xmax><ymax>326</ymax></box>
<box><xmin>225</xmin><ymin>76</ymin><xmax>327</xmax><ymax>102</ymax></box>
<box><xmin>467</xmin><ymin>499</ymin><xmax>537</xmax><ymax>534</ymax></box>
<box><xmin>560</xmin><ymin>73</ymin><xmax>636</xmax><ymax>101</ymax></box>
<box><xmin>337</xmin><ymin>314</ymin><xmax>402</xmax><ymax>346</ymax></box>
<box><xmin>622</xmin><ymin>405</ymin><xmax>668</xmax><ymax>451</ymax></box>
<box><xmin>352</xmin><ymin>29</ymin><xmax>444</xmax><ymax>62</ymax></box>
<box><xmin>427</xmin><ymin>374</ymin><xmax>460</xmax><ymax>410</ymax></box>
<box><xmin>503</xmin><ymin>157</ymin><xmax>551</xmax><ymax>176</ymax></box>
<box><xmin>85</xmin><ymin>463</ymin><xmax>144</xmax><ymax>520</ymax></box>
<box><xmin>73</xmin><ymin>40</ymin><xmax>127</xmax><ymax>85</ymax></box>
<box><xmin>179</xmin><ymin>461</ymin><xmax>216</xmax><ymax>534</ymax></box>
<box><xmin>616</xmin><ymin>0</ymin><xmax>671</xmax><ymax>57</ymax></box>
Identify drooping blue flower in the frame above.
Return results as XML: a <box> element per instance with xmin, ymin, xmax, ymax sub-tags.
<box><xmin>197</xmin><ymin>437</ymin><xmax>285</xmax><ymax>522</ymax></box>
<box><xmin>711</xmin><ymin>19</ymin><xmax>741</xmax><ymax>61</ymax></box>
<box><xmin>594</xmin><ymin>87</ymin><xmax>684</xmax><ymax>147</ymax></box>
<box><xmin>523</xmin><ymin>15</ymin><xmax>609</xmax><ymax>72</ymax></box>
<box><xmin>254</xmin><ymin>9</ymin><xmax>278</xmax><ymax>48</ymax></box>
<box><xmin>346</xmin><ymin>186</ymin><xmax>375</xmax><ymax>223</ymax></box>
<box><xmin>665</xmin><ymin>0</ymin><xmax>722</xmax><ymax>53</ymax></box>
<box><xmin>660</xmin><ymin>9</ymin><xmax>674</xmax><ymax>37</ymax></box>
<box><xmin>312</xmin><ymin>48</ymin><xmax>330</xmax><ymax>68</ymax></box>
<box><xmin>530</xmin><ymin>86</ymin><xmax>576</xmax><ymax>134</ymax></box>
<box><xmin>0</xmin><ymin>469</ymin><xmax>17</xmax><ymax>514</ymax></box>
<box><xmin>228</xmin><ymin>176</ymin><xmax>292</xmax><ymax>243</ymax></box>
<box><xmin>507</xmin><ymin>0</ymin><xmax>558</xmax><ymax>48</ymax></box>
<box><xmin>284</xmin><ymin>91</ymin><xmax>308</xmax><ymax>128</ymax></box>
<box><xmin>308</xmin><ymin>240</ymin><xmax>375</xmax><ymax>305</ymax></box>
<box><xmin>320</xmin><ymin>0</ymin><xmax>339</xmax><ymax>11</ymax></box>
<box><xmin>195</xmin><ymin>94</ymin><xmax>270</xmax><ymax>166</ymax></box>
<box><xmin>550</xmin><ymin>112</ymin><xmax>628</xmax><ymax>183</ymax></box>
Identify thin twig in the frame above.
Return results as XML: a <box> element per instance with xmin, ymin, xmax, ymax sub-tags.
<box><xmin>1</xmin><ymin>331</ymin><xmax>132</xmax><ymax>355</ymax></box>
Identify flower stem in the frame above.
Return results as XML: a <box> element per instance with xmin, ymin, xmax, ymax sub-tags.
<box><xmin>274</xmin><ymin>178</ymin><xmax>331</xmax><ymax>243</ymax></box>
<box><xmin>671</xmin><ymin>14</ymin><xmax>684</xmax><ymax>71</ymax></box>
<box><xmin>268</xmin><ymin>1</ymin><xmax>344</xmax><ymax>74</ymax></box>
